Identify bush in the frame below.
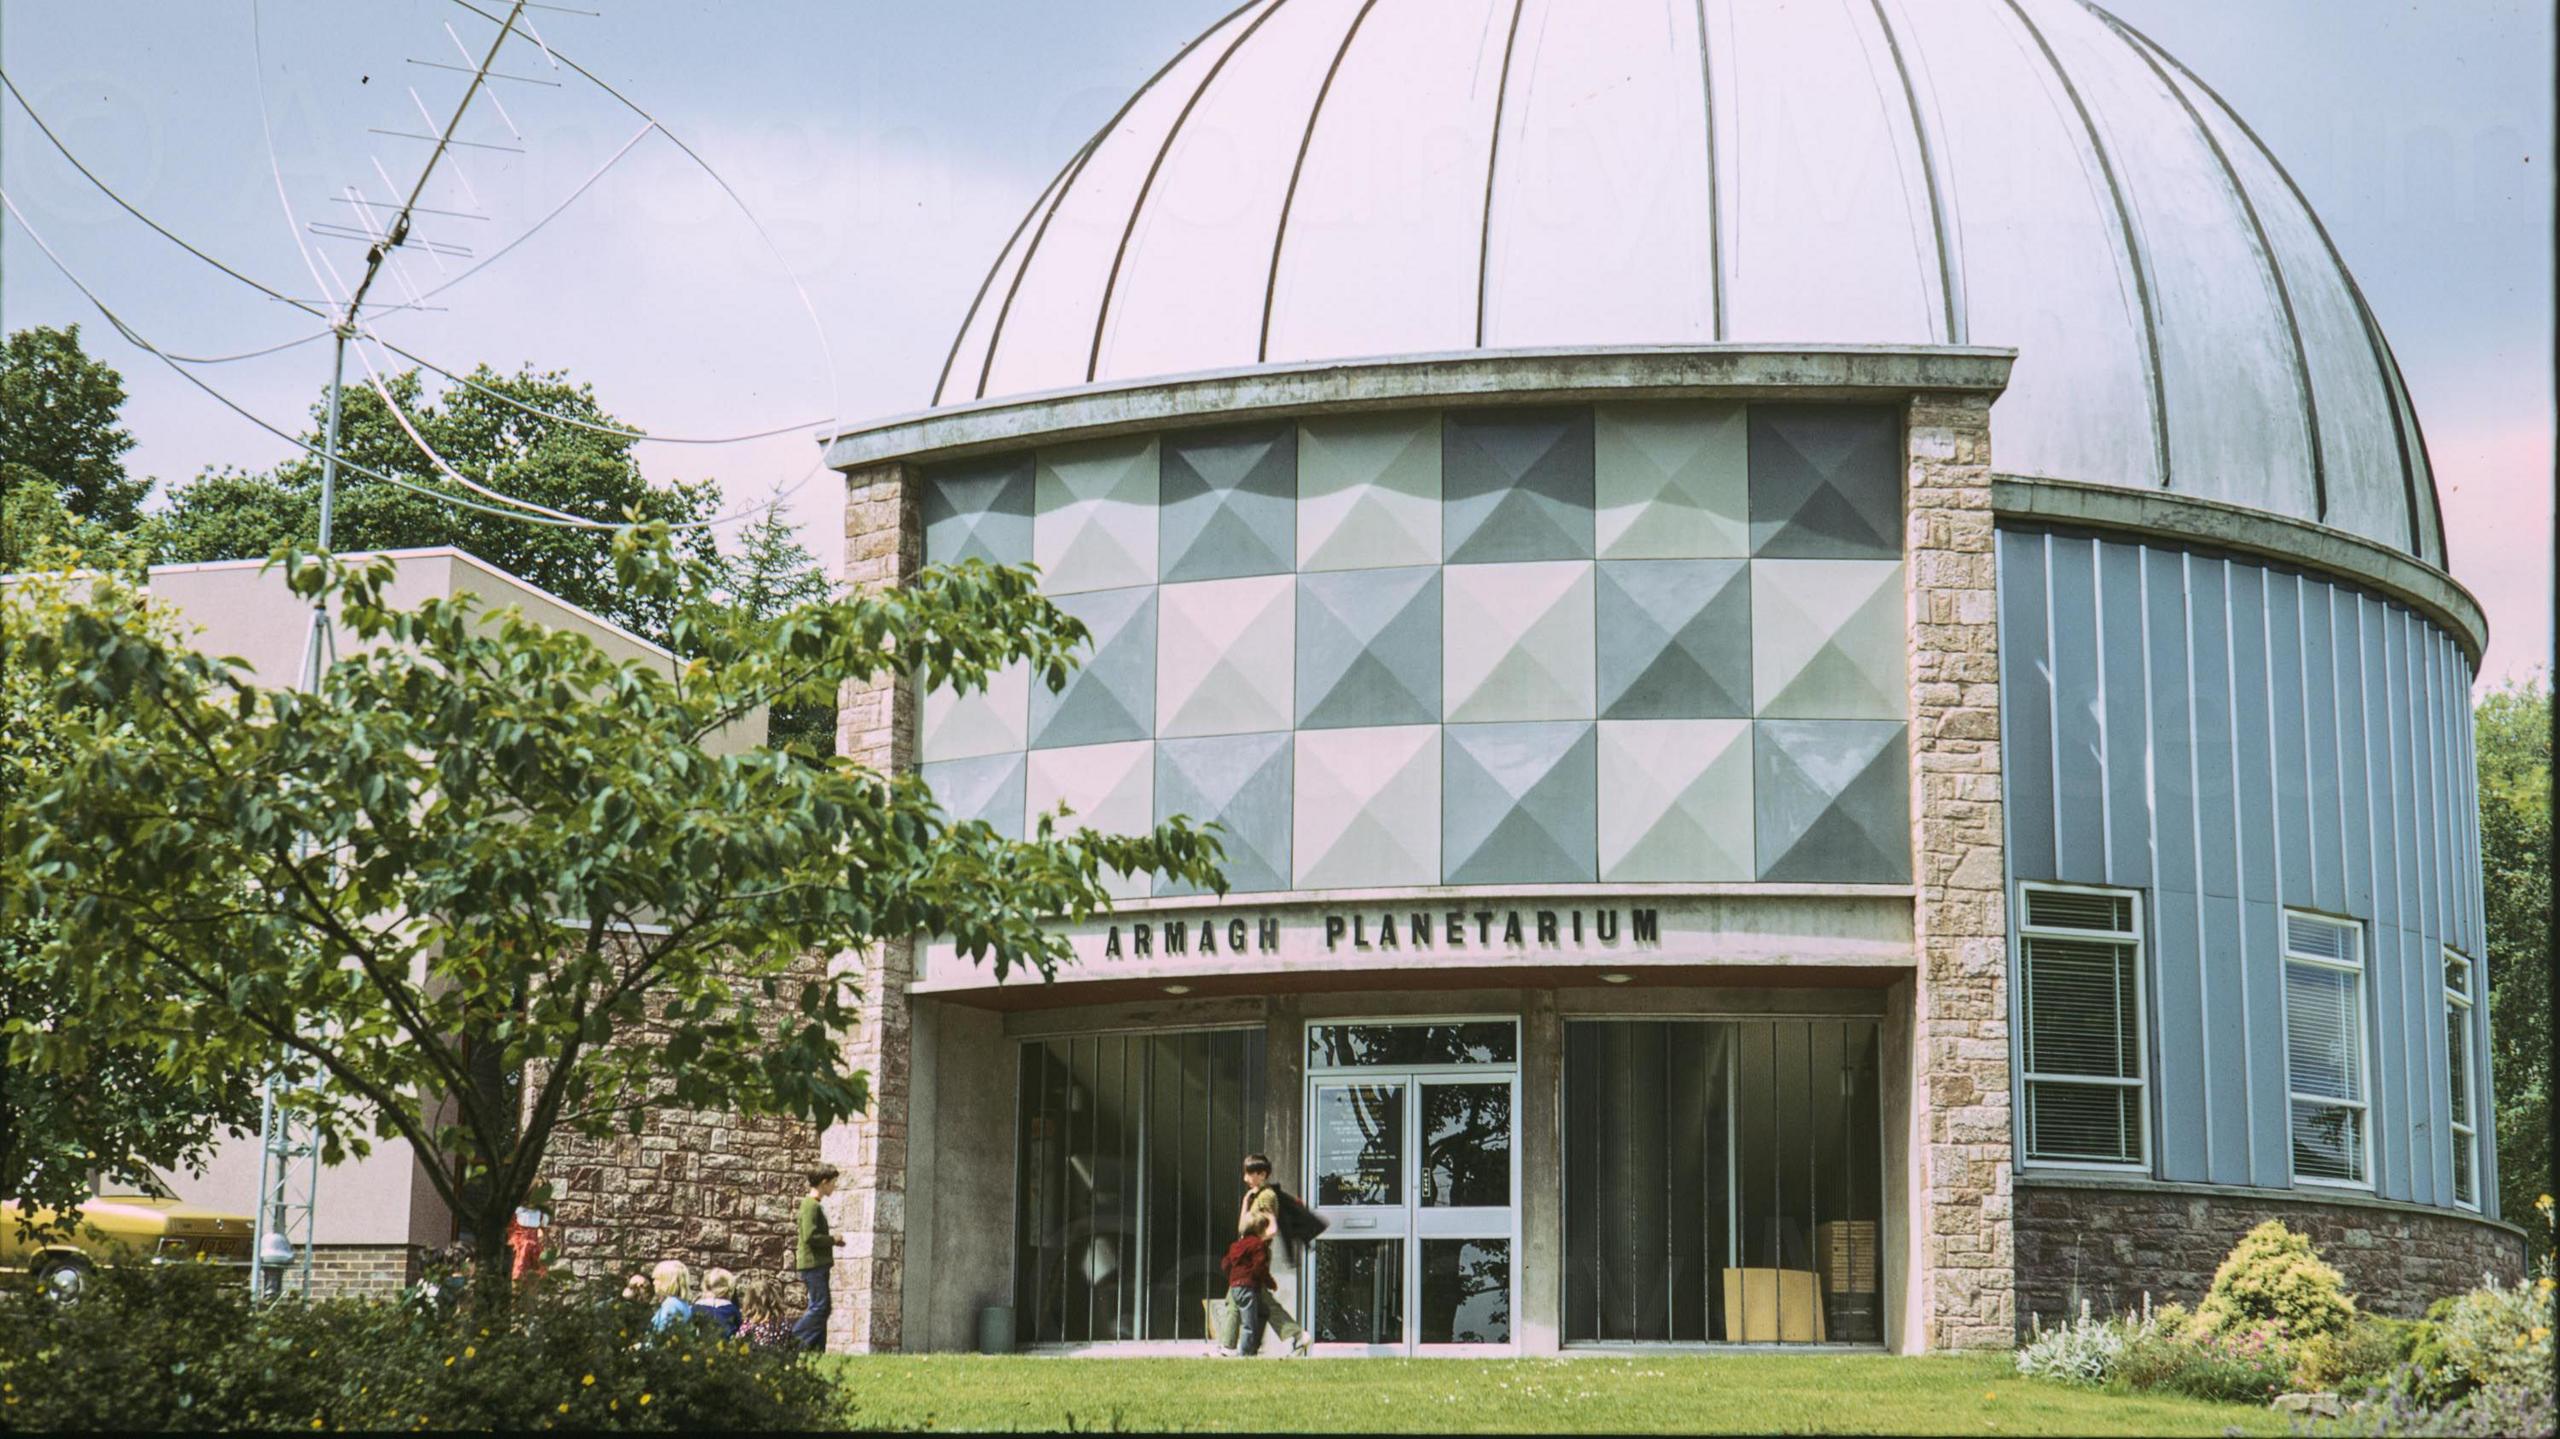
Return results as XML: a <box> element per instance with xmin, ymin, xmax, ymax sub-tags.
<box><xmin>2402</xmin><ymin>1273</ymin><xmax>2557</xmax><ymax>1405</ymax></box>
<box><xmin>2192</xmin><ymin>1220</ymin><xmax>2356</xmax><ymax>1344</ymax></box>
<box><xmin>2113</xmin><ymin>1323</ymin><xmax>2296</xmax><ymax>1405</ymax></box>
<box><xmin>2016</xmin><ymin>1309</ymin><xmax>2138</xmax><ymax>1386</ymax></box>
<box><xmin>0</xmin><ymin>1261</ymin><xmax>848</xmax><ymax>1431</ymax></box>
<box><xmin>2293</xmin><ymin>1315</ymin><xmax>2420</xmax><ymax>1395</ymax></box>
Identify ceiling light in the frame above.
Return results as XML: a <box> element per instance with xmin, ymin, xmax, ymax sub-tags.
<box><xmin>1162</xmin><ymin>983</ymin><xmax>1193</xmax><ymax>995</ymax></box>
<box><xmin>1600</xmin><ymin>973</ymin><xmax>1633</xmax><ymax>985</ymax></box>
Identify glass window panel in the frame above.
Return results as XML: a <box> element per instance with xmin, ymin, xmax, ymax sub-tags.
<box><xmin>2447</xmin><ymin>1013</ymin><xmax>2472</xmax><ymax>1129</ymax></box>
<box><xmin>2291</xmin><ymin>1099</ymin><xmax>2366</xmax><ymax>1182</ymax></box>
<box><xmin>1421</xmin><ymin>1083</ymin><xmax>1511</xmax><ymax>1208</ymax></box>
<box><xmin>2284</xmin><ymin>965</ymin><xmax>2363</xmax><ymax>1102</ymax></box>
<box><xmin>1564</xmin><ymin>1020</ymin><xmax>1871</xmax><ymax>1345</ymax></box>
<box><xmin>2024</xmin><ymin>888</ymin><xmax>2136</xmax><ymax>933</ymax></box>
<box><xmin>2027</xmin><ymin>1081</ymin><xmax>2144</xmax><ymax>1166</ymax></box>
<box><xmin>1311</xmin><ymin>1083</ymin><xmax>1404</xmax><ymax>1206</ymax></box>
<box><xmin>2285</xmin><ymin>913</ymin><xmax>2357</xmax><ymax>962</ymax></box>
<box><xmin>1420</xmin><ymin>1239</ymin><xmax>1512</xmax><ymax>1344</ymax></box>
<box><xmin>1312</xmin><ymin>1239</ymin><xmax>1404</xmax><ymax>1345</ymax></box>
<box><xmin>2023</xmin><ymin>937</ymin><xmax>2137</xmax><ymax>1078</ymax></box>
<box><xmin>1014</xmin><ymin>1028</ymin><xmax>1265</xmax><ymax>1344</ymax></box>
<box><xmin>1308</xmin><ymin>1022</ymin><xmax>1517</xmax><ymax>1068</ymax></box>
<box><xmin>2453</xmin><ymin>1133</ymin><xmax>2476</xmax><ymax>1206</ymax></box>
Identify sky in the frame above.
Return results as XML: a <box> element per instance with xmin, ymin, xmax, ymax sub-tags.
<box><xmin>2</xmin><ymin>1</ymin><xmax>2550</xmax><ymax>685</ymax></box>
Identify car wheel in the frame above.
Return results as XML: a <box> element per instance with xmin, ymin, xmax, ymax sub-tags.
<box><xmin>34</xmin><ymin>1255</ymin><xmax>92</xmax><ymax>1304</ymax></box>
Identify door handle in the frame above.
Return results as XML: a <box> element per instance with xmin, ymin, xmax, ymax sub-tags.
<box><xmin>1343</xmin><ymin>1216</ymin><xmax>1377</xmax><ymax>1229</ymax></box>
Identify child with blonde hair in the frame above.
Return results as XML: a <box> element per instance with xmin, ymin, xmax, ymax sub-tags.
<box><xmin>696</xmin><ymin>1267</ymin><xmax>742</xmax><ymax>1337</ymax></box>
<box><xmin>649</xmin><ymin>1258</ymin><xmax>696</xmax><ymax>1332</ymax></box>
<box><xmin>738</xmin><ymin>1274</ymin><xmax>796</xmax><ymax>1350</ymax></box>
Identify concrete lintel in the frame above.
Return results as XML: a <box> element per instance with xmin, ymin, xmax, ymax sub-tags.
<box><xmin>1993</xmin><ymin>475</ymin><xmax>2488</xmax><ymax>663</ymax></box>
<box><xmin>823</xmin><ymin>345</ymin><xmax>2018</xmax><ymax>471</ymax></box>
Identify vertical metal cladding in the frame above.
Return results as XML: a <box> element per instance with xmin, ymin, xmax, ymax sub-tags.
<box><xmin>1996</xmin><ymin>527</ymin><xmax>2492</xmax><ymax>1215</ymax></box>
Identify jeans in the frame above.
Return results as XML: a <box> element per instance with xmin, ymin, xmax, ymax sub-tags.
<box><xmin>1229</xmin><ymin>1285</ymin><xmax>1267</xmax><ymax>1356</ymax></box>
<box><xmin>793</xmin><ymin>1265</ymin><xmax>832</xmax><ymax>1351</ymax></box>
<box><xmin>1264</xmin><ymin>1251</ymin><xmax>1304</xmax><ymax>1344</ymax></box>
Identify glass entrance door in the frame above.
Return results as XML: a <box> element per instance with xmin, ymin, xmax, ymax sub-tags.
<box><xmin>1304</xmin><ymin>1021</ymin><xmax>1519</xmax><ymax>1355</ymax></box>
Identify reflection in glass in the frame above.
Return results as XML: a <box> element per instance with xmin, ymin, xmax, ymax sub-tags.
<box><xmin>1420</xmin><ymin>1239</ymin><xmax>1511</xmax><ymax>1344</ymax></box>
<box><xmin>1313</xmin><ymin>1239</ymin><xmax>1404</xmax><ymax>1345</ymax></box>
<box><xmin>1308</xmin><ymin>1022</ymin><xmax>1517</xmax><ymax>1069</ymax></box>
<box><xmin>1311</xmin><ymin>1084</ymin><xmax>1404</xmax><ymax>1206</ymax></box>
<box><xmin>1015</xmin><ymin>1028</ymin><xmax>1265</xmax><ymax>1344</ymax></box>
<box><xmin>1421</xmin><ymin>1083</ymin><xmax>1511</xmax><ymax>1207</ymax></box>
<box><xmin>1562</xmin><ymin>1020</ymin><xmax>1882</xmax><ymax>1345</ymax></box>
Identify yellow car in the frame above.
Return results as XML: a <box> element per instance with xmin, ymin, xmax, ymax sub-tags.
<box><xmin>1</xmin><ymin>1172</ymin><xmax>255</xmax><ymax>1301</ymax></box>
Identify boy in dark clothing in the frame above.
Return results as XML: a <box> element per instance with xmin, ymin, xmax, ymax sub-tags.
<box><xmin>1221</xmin><ymin>1215</ymin><xmax>1276</xmax><ymax>1356</ymax></box>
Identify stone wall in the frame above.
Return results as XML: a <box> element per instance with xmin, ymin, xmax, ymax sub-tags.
<box><xmin>2016</xmin><ymin>1180</ymin><xmax>2530</xmax><ymax>1327</ymax></box>
<box><xmin>303</xmin><ymin>1243</ymin><xmax>425</xmax><ymax>1300</ymax></box>
<box><xmin>1903</xmin><ymin>390</ymin><xmax>2015</xmax><ymax>1349</ymax></box>
<box><xmin>825</xmin><ymin>460</ymin><xmax>923</xmax><ymax>1351</ymax></box>
<box><xmin>541</xmin><ymin>1077</ymin><xmax>821</xmax><ymax>1292</ymax></box>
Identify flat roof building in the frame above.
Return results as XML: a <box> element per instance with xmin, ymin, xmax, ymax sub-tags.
<box><xmin>619</xmin><ymin>0</ymin><xmax>2524</xmax><ymax>1353</ymax></box>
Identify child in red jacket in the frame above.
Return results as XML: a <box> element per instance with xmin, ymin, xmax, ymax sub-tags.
<box><xmin>1221</xmin><ymin>1214</ymin><xmax>1276</xmax><ymax>1356</ymax></box>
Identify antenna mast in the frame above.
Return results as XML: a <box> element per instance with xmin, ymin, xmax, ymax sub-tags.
<box><xmin>256</xmin><ymin>0</ymin><xmax>533</xmax><ymax>1304</ymax></box>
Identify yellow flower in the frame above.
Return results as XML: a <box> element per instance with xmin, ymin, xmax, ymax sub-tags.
<box><xmin>310</xmin><ymin>1421</ymin><xmax>324</xmax><ymax>1431</ymax></box>
<box><xmin>443</xmin><ymin>1356</ymin><xmax>455</xmax><ymax>1368</ymax></box>
<box><xmin>557</xmin><ymin>1403</ymin><xmax>571</xmax><ymax>1415</ymax></box>
<box><xmin>582</xmin><ymin>1374</ymin><xmax>596</xmax><ymax>1387</ymax></box>
<box><xmin>640</xmin><ymin>1395</ymin><xmax>653</xmax><ymax>1407</ymax></box>
<box><xmin>609</xmin><ymin>1401</ymin><xmax>619</xmax><ymax>1413</ymax></box>
<box><xmin>463</xmin><ymin>1345</ymin><xmax>477</xmax><ymax>1359</ymax></box>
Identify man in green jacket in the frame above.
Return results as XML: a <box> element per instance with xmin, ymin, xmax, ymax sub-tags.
<box><xmin>792</xmin><ymin>1164</ymin><xmax>845</xmax><ymax>1351</ymax></box>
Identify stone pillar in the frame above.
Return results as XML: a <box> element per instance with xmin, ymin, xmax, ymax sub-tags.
<box><xmin>826</xmin><ymin>460</ymin><xmax>923</xmax><ymax>1351</ymax></box>
<box><xmin>1902</xmin><ymin>392</ymin><xmax>2014</xmax><ymax>1350</ymax></box>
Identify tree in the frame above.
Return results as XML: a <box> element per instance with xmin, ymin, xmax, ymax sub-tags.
<box><xmin>0</xmin><ymin>570</ymin><xmax>257</xmax><ymax>1231</ymax></box>
<box><xmin>0</xmin><ymin>325</ymin><xmax>149</xmax><ymax>533</ymax></box>
<box><xmin>2476</xmin><ymin>674</ymin><xmax>2551</xmax><ymax>1223</ymax></box>
<box><xmin>717</xmin><ymin>491</ymin><xmax>836</xmax><ymax>758</ymax></box>
<box><xmin>147</xmin><ymin>366</ymin><xmax>723</xmax><ymax>644</ymax></box>
<box><xmin>4</xmin><ymin>531</ymin><xmax>1225</xmax><ymax>1286</ymax></box>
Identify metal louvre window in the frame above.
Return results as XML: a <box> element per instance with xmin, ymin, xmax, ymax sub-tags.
<box><xmin>1014</xmin><ymin>1028</ymin><xmax>1265</xmax><ymax>1344</ymax></box>
<box><xmin>2283</xmin><ymin>913</ymin><xmax>2371</xmax><ymax>1186</ymax></box>
<box><xmin>2445</xmin><ymin>952</ymin><xmax>2478</xmax><ymax>1209</ymax></box>
<box><xmin>2017</xmin><ymin>886</ymin><xmax>2148</xmax><ymax>1168</ymax></box>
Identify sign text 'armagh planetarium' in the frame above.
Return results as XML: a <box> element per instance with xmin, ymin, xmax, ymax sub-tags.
<box><xmin>1103</xmin><ymin>905</ymin><xmax>1663</xmax><ymax>959</ymax></box>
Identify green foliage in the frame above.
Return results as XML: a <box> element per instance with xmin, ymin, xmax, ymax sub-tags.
<box><xmin>2191</xmin><ymin>1221</ymin><xmax>2356</xmax><ymax>1344</ymax></box>
<box><xmin>0</xmin><ymin>570</ymin><xmax>256</xmax><ymax>1228</ymax></box>
<box><xmin>715</xmin><ymin>490</ymin><xmax>838</xmax><ymax>759</ymax></box>
<box><xmin>2</xmin><ymin>529</ymin><xmax>1223</xmax><ymax>1276</ymax></box>
<box><xmin>2404</xmin><ymin>1276</ymin><xmax>2556</xmax><ymax>1405</ymax></box>
<box><xmin>2473</xmin><ymin>674</ymin><xmax>2550</xmax><ymax>1226</ymax></box>
<box><xmin>146</xmin><ymin>365</ymin><xmax>723</xmax><ymax>644</ymax></box>
<box><xmin>0</xmin><ymin>1261</ymin><xmax>847</xmax><ymax>1431</ymax></box>
<box><xmin>2291</xmin><ymin>1315</ymin><xmax>2419</xmax><ymax>1395</ymax></box>
<box><xmin>2112</xmin><ymin>1323</ymin><xmax>2296</xmax><ymax>1405</ymax></box>
<box><xmin>0</xmin><ymin>324</ymin><xmax>148</xmax><ymax>533</ymax></box>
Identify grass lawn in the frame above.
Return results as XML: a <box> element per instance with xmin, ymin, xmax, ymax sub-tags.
<box><xmin>820</xmin><ymin>1351</ymin><xmax>2287</xmax><ymax>1435</ymax></box>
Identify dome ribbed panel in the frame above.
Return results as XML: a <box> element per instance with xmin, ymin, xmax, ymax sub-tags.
<box><xmin>1478</xmin><ymin>0</ymin><xmax>1717</xmax><ymax>348</ymax></box>
<box><xmin>978</xmin><ymin>0</ymin><xmax>1285</xmax><ymax>400</ymax></box>
<box><xmin>1262</xmin><ymin>0</ymin><xmax>1515</xmax><ymax>364</ymax></box>
<box><xmin>930</xmin><ymin>0</ymin><xmax>2445</xmax><ymax>565</ymax></box>
<box><xmin>1908</xmin><ymin>0</ymin><xmax>2156</xmax><ymax>491</ymax></box>
<box><xmin>1714</xmin><ymin>0</ymin><xmax>1940</xmax><ymax>346</ymax></box>
<box><xmin>1093</xmin><ymin>0</ymin><xmax>1372</xmax><ymax>384</ymax></box>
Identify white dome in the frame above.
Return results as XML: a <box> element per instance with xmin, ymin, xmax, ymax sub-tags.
<box><xmin>932</xmin><ymin>0</ymin><xmax>2444</xmax><ymax>565</ymax></box>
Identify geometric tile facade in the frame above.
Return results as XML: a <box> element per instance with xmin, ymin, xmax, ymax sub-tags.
<box><xmin>917</xmin><ymin>403</ymin><xmax>1909</xmax><ymax>889</ymax></box>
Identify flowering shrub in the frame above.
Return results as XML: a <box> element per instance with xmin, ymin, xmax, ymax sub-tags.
<box><xmin>2290</xmin><ymin>1316</ymin><xmax>2418</xmax><ymax>1395</ymax></box>
<box><xmin>2192</xmin><ymin>1220</ymin><xmax>2357</xmax><ymax>1344</ymax></box>
<box><xmin>2316</xmin><ymin>1194</ymin><xmax>2558</xmax><ymax>1436</ymax></box>
<box><xmin>0</xmin><ymin>1261</ymin><xmax>848</xmax><ymax>1431</ymax></box>
<box><xmin>2115</xmin><ymin>1321</ymin><xmax>2297</xmax><ymax>1404</ymax></box>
